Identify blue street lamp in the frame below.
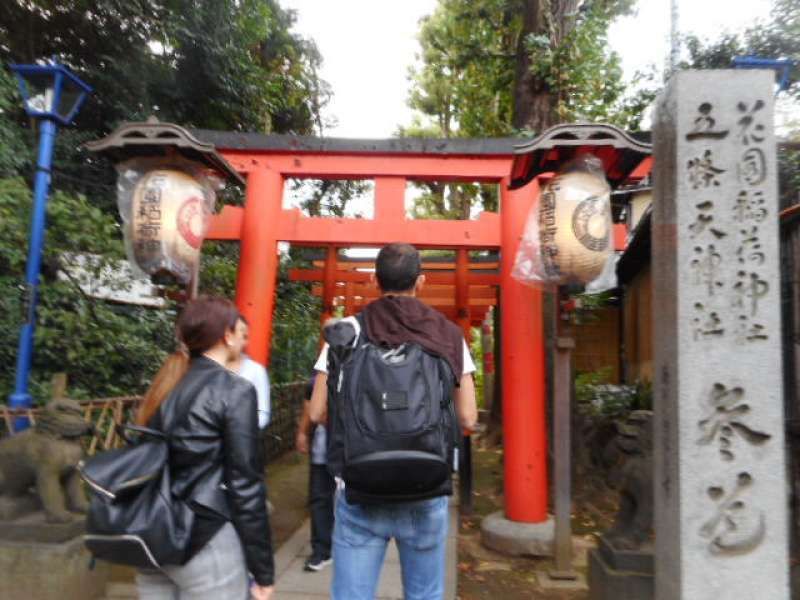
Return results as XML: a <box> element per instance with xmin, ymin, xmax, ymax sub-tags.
<box><xmin>733</xmin><ymin>56</ymin><xmax>795</xmax><ymax>94</ymax></box>
<box><xmin>8</xmin><ymin>61</ymin><xmax>92</xmax><ymax>431</ymax></box>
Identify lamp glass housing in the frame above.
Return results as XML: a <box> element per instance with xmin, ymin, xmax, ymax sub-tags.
<box><xmin>10</xmin><ymin>63</ymin><xmax>92</xmax><ymax>125</ymax></box>
<box><xmin>56</xmin><ymin>76</ymin><xmax>86</xmax><ymax>121</ymax></box>
<box><xmin>20</xmin><ymin>71</ymin><xmax>56</xmax><ymax>114</ymax></box>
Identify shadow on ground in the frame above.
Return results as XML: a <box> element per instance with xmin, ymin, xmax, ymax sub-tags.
<box><xmin>457</xmin><ymin>440</ymin><xmax>618</xmax><ymax>600</ymax></box>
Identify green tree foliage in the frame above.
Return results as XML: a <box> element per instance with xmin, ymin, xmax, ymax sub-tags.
<box><xmin>403</xmin><ymin>0</ymin><xmax>635</xmax><ymax>219</ymax></box>
<box><xmin>0</xmin><ymin>0</ymin><xmax>329</xmax><ymax>207</ymax></box>
<box><xmin>0</xmin><ymin>0</ymin><xmax>326</xmax><ymax>133</ymax></box>
<box><xmin>525</xmin><ymin>0</ymin><xmax>634</xmax><ymax>126</ymax></box>
<box><xmin>297</xmin><ymin>179</ymin><xmax>372</xmax><ymax>218</ymax></box>
<box><xmin>0</xmin><ymin>178</ymin><xmax>175</xmax><ymax>401</ymax></box>
<box><xmin>406</xmin><ymin>0</ymin><xmax>517</xmax><ymax>139</ymax></box>
<box><xmin>0</xmin><ymin>1</ymin><xmax>330</xmax><ymax>399</ymax></box>
<box><xmin>160</xmin><ymin>0</ymin><xmax>328</xmax><ymax>134</ymax></box>
<box><xmin>0</xmin><ymin>69</ymin><xmax>31</xmax><ymax>177</ymax></box>
<box><xmin>407</xmin><ymin>0</ymin><xmax>636</xmax><ymax>140</ymax></box>
<box><xmin>269</xmin><ymin>256</ymin><xmax>323</xmax><ymax>386</ymax></box>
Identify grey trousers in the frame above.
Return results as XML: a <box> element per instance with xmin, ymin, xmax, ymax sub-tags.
<box><xmin>136</xmin><ymin>522</ymin><xmax>249</xmax><ymax>600</ymax></box>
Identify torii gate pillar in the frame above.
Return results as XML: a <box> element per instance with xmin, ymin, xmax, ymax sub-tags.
<box><xmin>499</xmin><ymin>177</ymin><xmax>548</xmax><ymax>523</ymax></box>
<box><xmin>236</xmin><ymin>167</ymin><xmax>282</xmax><ymax>366</ymax></box>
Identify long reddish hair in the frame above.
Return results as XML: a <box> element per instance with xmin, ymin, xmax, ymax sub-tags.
<box><xmin>136</xmin><ymin>296</ymin><xmax>240</xmax><ymax>425</ymax></box>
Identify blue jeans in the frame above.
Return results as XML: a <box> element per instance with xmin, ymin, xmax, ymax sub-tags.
<box><xmin>331</xmin><ymin>490</ymin><xmax>448</xmax><ymax>600</ymax></box>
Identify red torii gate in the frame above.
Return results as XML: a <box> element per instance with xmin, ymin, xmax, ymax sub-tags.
<box><xmin>291</xmin><ymin>252</ymin><xmax>500</xmax><ymax>334</ymax></box>
<box><xmin>199</xmin><ymin>129</ymin><xmax>649</xmax><ymax>526</ymax></box>
<box><xmin>200</xmin><ymin>132</ymin><xmax>549</xmax><ymax>523</ymax></box>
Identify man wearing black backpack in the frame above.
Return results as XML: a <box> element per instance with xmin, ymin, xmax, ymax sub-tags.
<box><xmin>309</xmin><ymin>243</ymin><xmax>477</xmax><ymax>600</ymax></box>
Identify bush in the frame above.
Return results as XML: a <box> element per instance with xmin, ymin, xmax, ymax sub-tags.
<box><xmin>575</xmin><ymin>367</ymin><xmax>652</xmax><ymax>419</ymax></box>
<box><xmin>0</xmin><ymin>177</ymin><xmax>175</xmax><ymax>402</ymax></box>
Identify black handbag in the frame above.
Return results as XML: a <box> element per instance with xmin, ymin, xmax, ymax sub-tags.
<box><xmin>78</xmin><ymin>424</ymin><xmax>195</xmax><ymax>569</ymax></box>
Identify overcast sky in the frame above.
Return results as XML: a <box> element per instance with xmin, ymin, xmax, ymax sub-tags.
<box><xmin>609</xmin><ymin>0</ymin><xmax>772</xmax><ymax>83</ymax></box>
<box><xmin>280</xmin><ymin>0</ymin><xmax>776</xmax><ymax>138</ymax></box>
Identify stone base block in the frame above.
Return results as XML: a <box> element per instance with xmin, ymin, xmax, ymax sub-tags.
<box><xmin>588</xmin><ymin>536</ymin><xmax>653</xmax><ymax>600</ymax></box>
<box><xmin>480</xmin><ymin>510</ymin><xmax>554</xmax><ymax>556</ymax></box>
<box><xmin>0</xmin><ymin>534</ymin><xmax>108</xmax><ymax>600</ymax></box>
<box><xmin>0</xmin><ymin>512</ymin><xmax>86</xmax><ymax>543</ymax></box>
<box><xmin>536</xmin><ymin>570</ymin><xmax>588</xmax><ymax>591</ymax></box>
<box><xmin>0</xmin><ymin>493</ymin><xmax>42</xmax><ymax>521</ymax></box>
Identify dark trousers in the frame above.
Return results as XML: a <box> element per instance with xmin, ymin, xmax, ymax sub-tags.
<box><xmin>309</xmin><ymin>463</ymin><xmax>336</xmax><ymax>559</ymax></box>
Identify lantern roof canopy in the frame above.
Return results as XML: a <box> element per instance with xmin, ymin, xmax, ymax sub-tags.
<box><xmin>86</xmin><ymin>117</ymin><xmax>245</xmax><ymax>186</ymax></box>
<box><xmin>510</xmin><ymin>123</ymin><xmax>652</xmax><ymax>189</ymax></box>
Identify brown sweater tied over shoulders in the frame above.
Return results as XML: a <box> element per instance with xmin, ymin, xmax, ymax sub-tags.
<box><xmin>361</xmin><ymin>295</ymin><xmax>464</xmax><ymax>382</ymax></box>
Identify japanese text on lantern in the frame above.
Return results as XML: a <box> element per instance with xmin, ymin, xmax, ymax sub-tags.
<box><xmin>538</xmin><ymin>181</ymin><xmax>562</xmax><ymax>278</ymax></box>
<box><xmin>685</xmin><ymin>101</ymin><xmax>770</xmax><ymax>345</ymax></box>
<box><xmin>134</xmin><ymin>173</ymin><xmax>166</xmax><ymax>255</ymax></box>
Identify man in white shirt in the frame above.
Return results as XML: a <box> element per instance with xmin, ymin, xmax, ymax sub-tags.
<box><xmin>229</xmin><ymin>316</ymin><xmax>271</xmax><ymax>429</ymax></box>
<box><xmin>308</xmin><ymin>243</ymin><xmax>477</xmax><ymax>600</ymax></box>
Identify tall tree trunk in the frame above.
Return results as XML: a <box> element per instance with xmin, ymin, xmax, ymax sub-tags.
<box><xmin>512</xmin><ymin>0</ymin><xmax>581</xmax><ymax>133</ymax></box>
<box><xmin>513</xmin><ymin>0</ymin><xmax>553</xmax><ymax>131</ymax></box>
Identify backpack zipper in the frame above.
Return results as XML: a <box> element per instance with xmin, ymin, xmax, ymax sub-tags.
<box><xmin>77</xmin><ymin>461</ymin><xmax>116</xmax><ymax>500</ymax></box>
<box><xmin>115</xmin><ymin>471</ymin><xmax>160</xmax><ymax>493</ymax></box>
<box><xmin>82</xmin><ymin>475</ymin><xmax>116</xmax><ymax>501</ymax></box>
<box><xmin>83</xmin><ymin>534</ymin><xmax>161</xmax><ymax>569</ymax></box>
<box><xmin>77</xmin><ymin>460</ymin><xmax>159</xmax><ymax>501</ymax></box>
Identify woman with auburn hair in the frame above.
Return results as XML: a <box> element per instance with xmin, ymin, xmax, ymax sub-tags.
<box><xmin>136</xmin><ymin>347</ymin><xmax>190</xmax><ymax>427</ymax></box>
<box><xmin>135</xmin><ymin>296</ymin><xmax>274</xmax><ymax>600</ymax></box>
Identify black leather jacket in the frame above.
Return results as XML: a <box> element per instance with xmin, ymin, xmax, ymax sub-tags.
<box><xmin>149</xmin><ymin>355</ymin><xmax>274</xmax><ymax>586</ymax></box>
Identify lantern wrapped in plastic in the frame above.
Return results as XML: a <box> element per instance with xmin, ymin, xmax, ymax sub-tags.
<box><xmin>116</xmin><ymin>158</ymin><xmax>222</xmax><ymax>285</ymax></box>
<box><xmin>512</xmin><ymin>155</ymin><xmax>616</xmax><ymax>291</ymax></box>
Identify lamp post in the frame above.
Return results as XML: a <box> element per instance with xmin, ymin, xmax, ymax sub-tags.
<box><xmin>732</xmin><ymin>56</ymin><xmax>795</xmax><ymax>94</ymax></box>
<box><xmin>8</xmin><ymin>61</ymin><xmax>92</xmax><ymax>431</ymax></box>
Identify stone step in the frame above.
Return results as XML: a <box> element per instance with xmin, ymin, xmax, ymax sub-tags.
<box><xmin>102</xmin><ymin>582</ymin><xmax>138</xmax><ymax>599</ymax></box>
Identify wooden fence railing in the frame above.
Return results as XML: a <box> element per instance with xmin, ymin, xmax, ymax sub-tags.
<box><xmin>1</xmin><ymin>381</ymin><xmax>308</xmax><ymax>460</ymax></box>
<box><xmin>1</xmin><ymin>396</ymin><xmax>140</xmax><ymax>456</ymax></box>
<box><xmin>263</xmin><ymin>381</ymin><xmax>306</xmax><ymax>460</ymax></box>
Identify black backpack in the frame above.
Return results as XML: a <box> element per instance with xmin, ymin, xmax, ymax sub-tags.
<box><xmin>78</xmin><ymin>423</ymin><xmax>195</xmax><ymax>569</ymax></box>
<box><xmin>326</xmin><ymin>315</ymin><xmax>460</xmax><ymax>504</ymax></box>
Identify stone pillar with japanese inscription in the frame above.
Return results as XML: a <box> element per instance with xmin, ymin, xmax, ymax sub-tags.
<box><xmin>652</xmin><ymin>70</ymin><xmax>789</xmax><ymax>599</ymax></box>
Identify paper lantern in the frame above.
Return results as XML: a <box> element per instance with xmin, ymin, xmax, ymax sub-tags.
<box><xmin>129</xmin><ymin>169</ymin><xmax>210</xmax><ymax>285</ymax></box>
<box><xmin>538</xmin><ymin>169</ymin><xmax>612</xmax><ymax>284</ymax></box>
<box><xmin>508</xmin><ymin>157</ymin><xmax>615</xmax><ymax>289</ymax></box>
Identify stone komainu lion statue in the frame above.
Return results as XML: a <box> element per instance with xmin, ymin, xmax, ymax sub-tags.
<box><xmin>0</xmin><ymin>399</ymin><xmax>93</xmax><ymax>523</ymax></box>
<box><xmin>604</xmin><ymin>410</ymin><xmax>654</xmax><ymax>551</ymax></box>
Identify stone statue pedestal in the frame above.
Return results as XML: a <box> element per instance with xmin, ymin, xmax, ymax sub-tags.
<box><xmin>0</xmin><ymin>512</ymin><xmax>86</xmax><ymax>543</ymax></box>
<box><xmin>0</xmin><ymin>514</ymin><xmax>108</xmax><ymax>600</ymax></box>
<box><xmin>0</xmin><ymin>492</ymin><xmax>42</xmax><ymax>521</ymax></box>
<box><xmin>588</xmin><ymin>536</ymin><xmax>653</xmax><ymax>600</ymax></box>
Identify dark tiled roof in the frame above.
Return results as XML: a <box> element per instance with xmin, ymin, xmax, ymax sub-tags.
<box><xmin>189</xmin><ymin>130</ymin><xmax>522</xmax><ymax>156</ymax></box>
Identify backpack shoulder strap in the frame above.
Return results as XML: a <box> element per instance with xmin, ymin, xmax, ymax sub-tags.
<box><xmin>324</xmin><ymin>316</ymin><xmax>363</xmax><ymax>380</ymax></box>
<box><xmin>354</xmin><ymin>312</ymin><xmax>368</xmax><ymax>345</ymax></box>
